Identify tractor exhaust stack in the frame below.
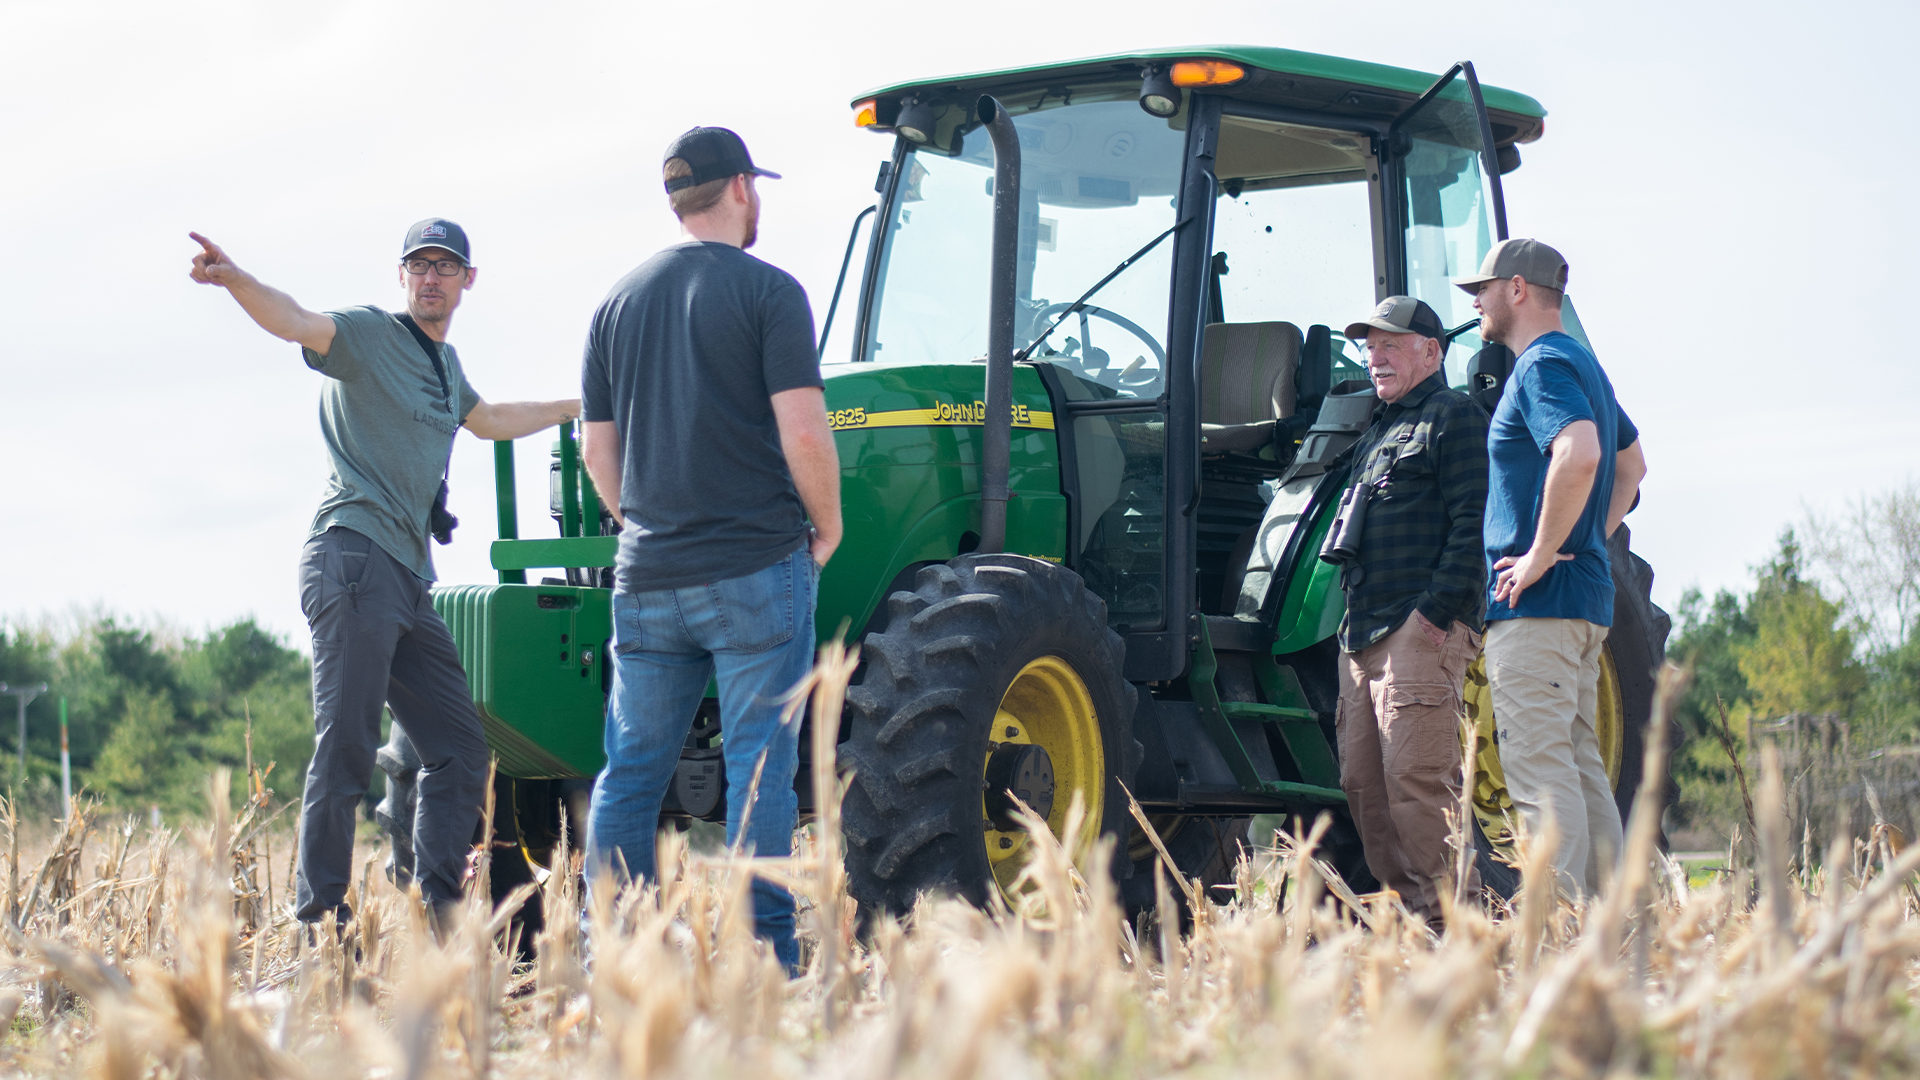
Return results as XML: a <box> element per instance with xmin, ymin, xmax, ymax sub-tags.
<box><xmin>977</xmin><ymin>94</ymin><xmax>1020</xmax><ymax>554</ymax></box>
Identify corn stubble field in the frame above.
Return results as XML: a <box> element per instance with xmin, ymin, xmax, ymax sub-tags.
<box><xmin>3</xmin><ymin>657</ymin><xmax>1920</xmax><ymax>1079</ymax></box>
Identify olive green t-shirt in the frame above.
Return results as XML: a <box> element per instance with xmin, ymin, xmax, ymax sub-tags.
<box><xmin>301</xmin><ymin>305</ymin><xmax>480</xmax><ymax>581</ymax></box>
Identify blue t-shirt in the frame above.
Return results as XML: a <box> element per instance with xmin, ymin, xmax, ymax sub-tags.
<box><xmin>1483</xmin><ymin>331</ymin><xmax>1627</xmax><ymax>626</ymax></box>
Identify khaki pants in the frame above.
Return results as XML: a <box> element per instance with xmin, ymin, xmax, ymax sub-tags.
<box><xmin>1484</xmin><ymin>617</ymin><xmax>1620</xmax><ymax>897</ymax></box>
<box><xmin>1337</xmin><ymin>616</ymin><xmax>1482</xmax><ymax>925</ymax></box>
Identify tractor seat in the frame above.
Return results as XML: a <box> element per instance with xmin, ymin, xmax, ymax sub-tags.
<box><xmin>1198</xmin><ymin>321</ymin><xmax>1303</xmax><ymax>455</ymax></box>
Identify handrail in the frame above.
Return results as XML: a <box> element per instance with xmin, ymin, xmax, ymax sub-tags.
<box><xmin>493</xmin><ymin>440</ymin><xmax>525</xmax><ymax>584</ymax></box>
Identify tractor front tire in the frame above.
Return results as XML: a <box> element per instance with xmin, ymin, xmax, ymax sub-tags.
<box><xmin>1121</xmin><ymin>815</ymin><xmax>1251</xmax><ymax>927</ymax></box>
<box><xmin>375</xmin><ymin>726</ymin><xmax>421</xmax><ymax>888</ymax></box>
<box><xmin>842</xmin><ymin>555</ymin><xmax>1136</xmax><ymax>916</ymax></box>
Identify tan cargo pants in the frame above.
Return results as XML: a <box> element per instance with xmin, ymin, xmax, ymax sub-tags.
<box><xmin>1337</xmin><ymin>615</ymin><xmax>1482</xmax><ymax>925</ymax></box>
<box><xmin>1483</xmin><ymin>617</ymin><xmax>1620</xmax><ymax>898</ymax></box>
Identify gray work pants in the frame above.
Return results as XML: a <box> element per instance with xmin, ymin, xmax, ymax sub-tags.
<box><xmin>295</xmin><ymin>526</ymin><xmax>488</xmax><ymax>921</ymax></box>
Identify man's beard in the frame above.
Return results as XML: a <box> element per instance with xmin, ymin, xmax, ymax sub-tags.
<box><xmin>1479</xmin><ymin>301</ymin><xmax>1509</xmax><ymax>346</ymax></box>
<box><xmin>741</xmin><ymin>199</ymin><xmax>760</xmax><ymax>250</ymax></box>
<box><xmin>409</xmin><ymin>295</ymin><xmax>449</xmax><ymax>324</ymax></box>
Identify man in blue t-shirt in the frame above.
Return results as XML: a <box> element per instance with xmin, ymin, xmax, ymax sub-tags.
<box><xmin>1454</xmin><ymin>239</ymin><xmax>1648</xmax><ymax>897</ymax></box>
<box><xmin>579</xmin><ymin>128</ymin><xmax>841</xmax><ymax>974</ymax></box>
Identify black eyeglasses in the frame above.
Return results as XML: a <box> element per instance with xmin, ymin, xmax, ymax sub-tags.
<box><xmin>404</xmin><ymin>258</ymin><xmax>468</xmax><ymax>277</ymax></box>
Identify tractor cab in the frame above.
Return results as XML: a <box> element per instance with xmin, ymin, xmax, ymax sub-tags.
<box><xmin>826</xmin><ymin>49</ymin><xmax>1540</xmax><ymax>680</ymax></box>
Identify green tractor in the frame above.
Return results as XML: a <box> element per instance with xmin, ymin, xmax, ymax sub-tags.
<box><xmin>377</xmin><ymin>46</ymin><xmax>1669</xmax><ymax>919</ymax></box>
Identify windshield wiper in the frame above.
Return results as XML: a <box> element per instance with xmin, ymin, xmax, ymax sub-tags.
<box><xmin>1013</xmin><ymin>216</ymin><xmax>1192</xmax><ymax>364</ymax></box>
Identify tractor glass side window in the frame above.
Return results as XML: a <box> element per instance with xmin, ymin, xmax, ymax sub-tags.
<box><xmin>1396</xmin><ymin>77</ymin><xmax>1503</xmax><ymax>388</ymax></box>
<box><xmin>1071</xmin><ymin>413</ymin><xmax>1165</xmax><ymax>627</ymax></box>
<box><xmin>864</xmin><ymin>92</ymin><xmax>1186</xmax><ymax>400</ymax></box>
<box><xmin>1210</xmin><ymin>116</ymin><xmax>1378</xmax><ymax>389</ymax></box>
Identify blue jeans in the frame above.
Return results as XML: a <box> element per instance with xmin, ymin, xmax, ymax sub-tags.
<box><xmin>586</xmin><ymin>547</ymin><xmax>816</xmax><ymax>971</ymax></box>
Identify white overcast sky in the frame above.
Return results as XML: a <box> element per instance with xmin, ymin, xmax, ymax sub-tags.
<box><xmin>2</xmin><ymin>0</ymin><xmax>1914</xmax><ymax>645</ymax></box>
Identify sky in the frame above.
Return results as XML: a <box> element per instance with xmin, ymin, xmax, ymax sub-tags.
<box><xmin>2</xmin><ymin>0</ymin><xmax>1915</xmax><ymax>647</ymax></box>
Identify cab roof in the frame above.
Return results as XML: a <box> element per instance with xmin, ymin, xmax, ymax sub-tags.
<box><xmin>855</xmin><ymin>45</ymin><xmax>1546</xmax><ymax>147</ymax></box>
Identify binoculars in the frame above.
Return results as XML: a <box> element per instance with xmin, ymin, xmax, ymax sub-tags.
<box><xmin>1319</xmin><ymin>480</ymin><xmax>1371</xmax><ymax>566</ymax></box>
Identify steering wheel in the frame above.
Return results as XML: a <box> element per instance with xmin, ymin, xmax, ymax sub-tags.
<box><xmin>1031</xmin><ymin>303</ymin><xmax>1166</xmax><ymax>389</ymax></box>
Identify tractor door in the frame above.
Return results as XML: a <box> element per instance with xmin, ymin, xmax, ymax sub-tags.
<box><xmin>1387</xmin><ymin>61</ymin><xmax>1510</xmax><ymax>387</ymax></box>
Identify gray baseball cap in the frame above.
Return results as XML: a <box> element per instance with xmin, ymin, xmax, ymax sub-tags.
<box><xmin>400</xmin><ymin>218</ymin><xmax>472</xmax><ymax>264</ymax></box>
<box><xmin>1344</xmin><ymin>296</ymin><xmax>1444</xmax><ymax>342</ymax></box>
<box><xmin>1452</xmin><ymin>238</ymin><xmax>1568</xmax><ymax>293</ymax></box>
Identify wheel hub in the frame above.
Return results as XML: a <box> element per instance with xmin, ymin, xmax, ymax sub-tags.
<box><xmin>984</xmin><ymin>742</ymin><xmax>1056</xmax><ymax>831</ymax></box>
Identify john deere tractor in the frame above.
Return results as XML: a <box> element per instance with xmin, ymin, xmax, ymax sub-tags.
<box><xmin>377</xmin><ymin>47</ymin><xmax>1668</xmax><ymax>919</ymax></box>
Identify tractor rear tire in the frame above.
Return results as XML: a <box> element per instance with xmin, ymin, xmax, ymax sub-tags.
<box><xmin>1606</xmin><ymin>524</ymin><xmax>1674</xmax><ymax>829</ymax></box>
<box><xmin>842</xmin><ymin>555</ymin><xmax>1137</xmax><ymax>916</ymax></box>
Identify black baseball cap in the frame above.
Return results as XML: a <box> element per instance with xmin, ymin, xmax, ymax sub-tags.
<box><xmin>663</xmin><ymin>127</ymin><xmax>782</xmax><ymax>192</ymax></box>
<box><xmin>400</xmin><ymin>218</ymin><xmax>472</xmax><ymax>264</ymax></box>
<box><xmin>1344</xmin><ymin>296</ymin><xmax>1445</xmax><ymax>342</ymax></box>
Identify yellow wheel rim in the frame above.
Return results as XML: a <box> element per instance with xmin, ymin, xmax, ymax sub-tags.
<box><xmin>1465</xmin><ymin>646</ymin><xmax>1623</xmax><ymax>850</ymax></box>
<box><xmin>983</xmin><ymin>656</ymin><xmax>1105</xmax><ymax>896</ymax></box>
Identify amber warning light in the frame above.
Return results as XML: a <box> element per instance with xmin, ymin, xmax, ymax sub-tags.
<box><xmin>853</xmin><ymin>99</ymin><xmax>879</xmax><ymax>127</ymax></box>
<box><xmin>1170</xmin><ymin>61</ymin><xmax>1246</xmax><ymax>87</ymax></box>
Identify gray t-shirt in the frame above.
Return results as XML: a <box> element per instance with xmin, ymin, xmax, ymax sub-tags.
<box><xmin>581</xmin><ymin>242</ymin><xmax>821</xmax><ymax>594</ymax></box>
<box><xmin>301</xmin><ymin>305</ymin><xmax>480</xmax><ymax>581</ymax></box>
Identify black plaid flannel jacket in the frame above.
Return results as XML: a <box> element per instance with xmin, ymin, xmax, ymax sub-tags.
<box><xmin>1337</xmin><ymin>372</ymin><xmax>1490</xmax><ymax>653</ymax></box>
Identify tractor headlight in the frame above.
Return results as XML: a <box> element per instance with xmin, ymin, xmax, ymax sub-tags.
<box><xmin>1138</xmin><ymin>66</ymin><xmax>1180</xmax><ymax>118</ymax></box>
<box><xmin>895</xmin><ymin>95</ymin><xmax>936</xmax><ymax>144</ymax></box>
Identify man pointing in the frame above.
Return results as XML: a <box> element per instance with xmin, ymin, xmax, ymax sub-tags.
<box><xmin>190</xmin><ymin>220</ymin><xmax>579</xmax><ymax>930</ymax></box>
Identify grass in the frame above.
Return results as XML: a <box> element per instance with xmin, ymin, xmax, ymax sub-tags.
<box><xmin>1</xmin><ymin>660</ymin><xmax>1918</xmax><ymax>1079</ymax></box>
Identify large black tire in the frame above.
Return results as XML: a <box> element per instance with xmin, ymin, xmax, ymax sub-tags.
<box><xmin>375</xmin><ymin>726</ymin><xmax>421</xmax><ymax>888</ymax></box>
<box><xmin>1606</xmin><ymin>524</ymin><xmax>1674</xmax><ymax>829</ymax></box>
<box><xmin>376</xmin><ymin>726</ymin><xmax>554</xmax><ymax>953</ymax></box>
<box><xmin>1121</xmin><ymin>815</ymin><xmax>1251</xmax><ymax>928</ymax></box>
<box><xmin>841</xmin><ymin>555</ymin><xmax>1137</xmax><ymax>915</ymax></box>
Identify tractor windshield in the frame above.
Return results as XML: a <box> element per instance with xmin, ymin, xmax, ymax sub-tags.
<box><xmin>861</xmin><ymin>90</ymin><xmax>1187</xmax><ymax>399</ymax></box>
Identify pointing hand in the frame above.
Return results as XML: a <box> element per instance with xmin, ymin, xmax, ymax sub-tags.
<box><xmin>188</xmin><ymin>231</ymin><xmax>241</xmax><ymax>287</ymax></box>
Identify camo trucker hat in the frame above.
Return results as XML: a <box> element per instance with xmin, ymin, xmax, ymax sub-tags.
<box><xmin>1344</xmin><ymin>296</ymin><xmax>1445</xmax><ymax>342</ymax></box>
<box><xmin>663</xmin><ymin>127</ymin><xmax>782</xmax><ymax>192</ymax></box>
<box><xmin>400</xmin><ymin>218</ymin><xmax>472</xmax><ymax>264</ymax></box>
<box><xmin>1452</xmin><ymin>238</ymin><xmax>1569</xmax><ymax>293</ymax></box>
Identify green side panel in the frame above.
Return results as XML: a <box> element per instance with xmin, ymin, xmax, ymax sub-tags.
<box><xmin>430</xmin><ymin>584</ymin><xmax>609</xmax><ymax>779</ymax></box>
<box><xmin>815</xmin><ymin>362</ymin><xmax>1067</xmax><ymax>643</ymax></box>
<box><xmin>853</xmin><ymin>45</ymin><xmax>1544</xmax><ymax>122</ymax></box>
<box><xmin>492</xmin><ymin>536</ymin><xmax>618</xmax><ymax>571</ymax></box>
<box><xmin>1270</xmin><ymin>502</ymin><xmax>1346</xmax><ymax>654</ymax></box>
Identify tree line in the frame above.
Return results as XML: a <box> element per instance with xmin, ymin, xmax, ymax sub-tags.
<box><xmin>1669</xmin><ymin>480</ymin><xmax>1920</xmax><ymax>843</ymax></box>
<box><xmin>4</xmin><ymin>481</ymin><xmax>1916</xmax><ymax>836</ymax></box>
<box><xmin>0</xmin><ymin>616</ymin><xmax>315</xmax><ymax>819</ymax></box>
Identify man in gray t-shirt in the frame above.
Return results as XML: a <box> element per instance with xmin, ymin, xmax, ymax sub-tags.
<box><xmin>190</xmin><ymin>219</ymin><xmax>579</xmax><ymax>929</ymax></box>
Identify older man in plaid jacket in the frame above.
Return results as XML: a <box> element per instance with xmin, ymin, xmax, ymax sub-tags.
<box><xmin>1333</xmin><ymin>296</ymin><xmax>1490</xmax><ymax>928</ymax></box>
